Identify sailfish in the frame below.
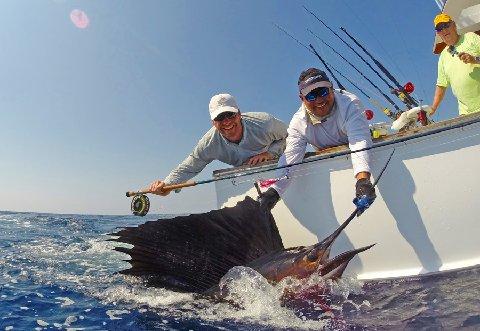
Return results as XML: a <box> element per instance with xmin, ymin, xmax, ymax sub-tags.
<box><xmin>110</xmin><ymin>196</ymin><xmax>374</xmax><ymax>296</ymax></box>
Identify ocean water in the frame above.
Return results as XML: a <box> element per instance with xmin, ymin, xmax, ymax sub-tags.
<box><xmin>1</xmin><ymin>211</ymin><xmax>479</xmax><ymax>331</ymax></box>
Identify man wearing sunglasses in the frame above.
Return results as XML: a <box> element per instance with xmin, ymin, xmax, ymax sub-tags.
<box><xmin>431</xmin><ymin>13</ymin><xmax>480</xmax><ymax>116</ymax></box>
<box><xmin>259</xmin><ymin>68</ymin><xmax>375</xmax><ymax>215</ymax></box>
<box><xmin>148</xmin><ymin>93</ymin><xmax>288</xmax><ymax>196</ymax></box>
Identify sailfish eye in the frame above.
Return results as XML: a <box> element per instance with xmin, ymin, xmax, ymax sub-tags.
<box><xmin>306</xmin><ymin>250</ymin><xmax>318</xmax><ymax>262</ymax></box>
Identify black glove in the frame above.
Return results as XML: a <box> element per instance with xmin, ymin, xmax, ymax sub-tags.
<box><xmin>258</xmin><ymin>187</ymin><xmax>281</xmax><ymax>211</ymax></box>
<box><xmin>353</xmin><ymin>178</ymin><xmax>376</xmax><ymax>216</ymax></box>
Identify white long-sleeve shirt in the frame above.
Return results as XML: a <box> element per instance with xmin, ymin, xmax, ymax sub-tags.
<box><xmin>272</xmin><ymin>90</ymin><xmax>372</xmax><ymax>195</ymax></box>
<box><xmin>164</xmin><ymin>112</ymin><xmax>288</xmax><ymax>185</ymax></box>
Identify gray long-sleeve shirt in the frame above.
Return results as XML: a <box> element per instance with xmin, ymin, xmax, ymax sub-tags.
<box><xmin>164</xmin><ymin>112</ymin><xmax>288</xmax><ymax>185</ymax></box>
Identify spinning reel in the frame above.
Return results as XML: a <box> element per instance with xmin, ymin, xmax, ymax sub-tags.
<box><xmin>130</xmin><ymin>193</ymin><xmax>150</xmax><ymax>217</ymax></box>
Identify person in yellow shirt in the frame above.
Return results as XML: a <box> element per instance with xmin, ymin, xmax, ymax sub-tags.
<box><xmin>431</xmin><ymin>13</ymin><xmax>480</xmax><ymax>116</ymax></box>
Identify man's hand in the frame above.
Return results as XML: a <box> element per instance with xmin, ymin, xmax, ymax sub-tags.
<box><xmin>258</xmin><ymin>187</ymin><xmax>280</xmax><ymax>211</ymax></box>
<box><xmin>353</xmin><ymin>178</ymin><xmax>376</xmax><ymax>216</ymax></box>
<box><xmin>148</xmin><ymin>180</ymin><xmax>172</xmax><ymax>196</ymax></box>
<box><xmin>458</xmin><ymin>52</ymin><xmax>478</xmax><ymax>64</ymax></box>
<box><xmin>245</xmin><ymin>152</ymin><xmax>274</xmax><ymax>166</ymax></box>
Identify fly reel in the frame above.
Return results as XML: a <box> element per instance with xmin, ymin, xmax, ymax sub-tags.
<box><xmin>131</xmin><ymin>194</ymin><xmax>150</xmax><ymax>217</ymax></box>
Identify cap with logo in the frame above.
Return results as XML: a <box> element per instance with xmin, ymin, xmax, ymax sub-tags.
<box><xmin>298</xmin><ymin>71</ymin><xmax>333</xmax><ymax>96</ymax></box>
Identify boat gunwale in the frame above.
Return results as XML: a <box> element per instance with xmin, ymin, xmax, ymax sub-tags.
<box><xmin>212</xmin><ymin>112</ymin><xmax>480</xmax><ymax>179</ymax></box>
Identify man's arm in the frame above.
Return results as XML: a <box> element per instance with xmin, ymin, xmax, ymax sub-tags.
<box><xmin>245</xmin><ymin>115</ymin><xmax>288</xmax><ymax>166</ymax></box>
<box><xmin>265</xmin><ymin>116</ymin><xmax>288</xmax><ymax>157</ymax></box>
<box><xmin>430</xmin><ymin>85</ymin><xmax>447</xmax><ymax>116</ymax></box>
<box><xmin>148</xmin><ymin>133</ymin><xmax>216</xmax><ymax>195</ymax></box>
<box><xmin>343</xmin><ymin>99</ymin><xmax>372</xmax><ymax>178</ymax></box>
<box><xmin>271</xmin><ymin>125</ymin><xmax>308</xmax><ymax>195</ymax></box>
<box><xmin>458</xmin><ymin>52</ymin><xmax>480</xmax><ymax>64</ymax></box>
<box><xmin>148</xmin><ymin>154</ymin><xmax>210</xmax><ymax>196</ymax></box>
<box><xmin>343</xmin><ymin>100</ymin><xmax>376</xmax><ymax>214</ymax></box>
<box><xmin>457</xmin><ymin>32</ymin><xmax>480</xmax><ymax>65</ymax></box>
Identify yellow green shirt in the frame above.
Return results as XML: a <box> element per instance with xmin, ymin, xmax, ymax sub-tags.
<box><xmin>437</xmin><ymin>32</ymin><xmax>480</xmax><ymax>115</ymax></box>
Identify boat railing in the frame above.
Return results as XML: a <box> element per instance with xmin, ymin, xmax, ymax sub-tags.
<box><xmin>213</xmin><ymin>112</ymin><xmax>480</xmax><ymax>179</ymax></box>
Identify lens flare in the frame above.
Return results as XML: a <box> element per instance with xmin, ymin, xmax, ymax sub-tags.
<box><xmin>70</xmin><ymin>9</ymin><xmax>89</xmax><ymax>29</ymax></box>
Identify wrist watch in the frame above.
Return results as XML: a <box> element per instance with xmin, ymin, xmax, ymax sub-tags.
<box><xmin>476</xmin><ymin>56</ymin><xmax>480</xmax><ymax>63</ymax></box>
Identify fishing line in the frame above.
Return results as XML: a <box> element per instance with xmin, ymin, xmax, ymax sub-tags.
<box><xmin>220</xmin><ymin>151</ymin><xmax>395</xmax><ymax>188</ymax></box>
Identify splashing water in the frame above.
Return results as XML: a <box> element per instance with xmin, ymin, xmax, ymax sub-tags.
<box><xmin>0</xmin><ymin>212</ymin><xmax>339</xmax><ymax>330</ymax></box>
<box><xmin>1</xmin><ymin>211</ymin><xmax>479</xmax><ymax>330</ymax></box>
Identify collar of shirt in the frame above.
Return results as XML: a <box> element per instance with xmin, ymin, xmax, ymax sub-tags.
<box><xmin>303</xmin><ymin>100</ymin><xmax>337</xmax><ymax>125</ymax></box>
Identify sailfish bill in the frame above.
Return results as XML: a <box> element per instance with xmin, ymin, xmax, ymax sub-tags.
<box><xmin>224</xmin><ymin>214</ymin><xmax>374</xmax><ymax>286</ymax></box>
<box><xmin>110</xmin><ymin>196</ymin><xmax>374</xmax><ymax>295</ymax></box>
<box><xmin>318</xmin><ymin>244</ymin><xmax>375</xmax><ymax>280</ymax></box>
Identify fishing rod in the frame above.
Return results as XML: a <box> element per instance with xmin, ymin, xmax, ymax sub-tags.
<box><xmin>340</xmin><ymin>27</ymin><xmax>419</xmax><ymax>108</ymax></box>
<box><xmin>127</xmin><ymin>177</ymin><xmax>230</xmax><ymax>216</ymax></box>
<box><xmin>303</xmin><ymin>6</ymin><xmax>418</xmax><ymax>110</ymax></box>
<box><xmin>308</xmin><ymin>28</ymin><xmax>402</xmax><ymax>112</ymax></box>
<box><xmin>303</xmin><ymin>8</ymin><xmax>396</xmax><ymax>92</ymax></box>
<box><xmin>352</xmin><ymin>148</ymin><xmax>395</xmax><ymax>217</ymax></box>
<box><xmin>128</xmin><ymin>131</ymin><xmax>402</xmax><ymax>214</ymax></box>
<box><xmin>272</xmin><ymin>23</ymin><xmax>346</xmax><ymax>91</ymax></box>
<box><xmin>309</xmin><ymin>44</ymin><xmax>395</xmax><ymax>119</ymax></box>
<box><xmin>308</xmin><ymin>43</ymin><xmax>346</xmax><ymax>91</ymax></box>
<box><xmin>273</xmin><ymin>23</ymin><xmax>394</xmax><ymax>118</ymax></box>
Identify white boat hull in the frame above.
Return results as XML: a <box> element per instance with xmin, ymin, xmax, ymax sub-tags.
<box><xmin>213</xmin><ymin>114</ymin><xmax>480</xmax><ymax>280</ymax></box>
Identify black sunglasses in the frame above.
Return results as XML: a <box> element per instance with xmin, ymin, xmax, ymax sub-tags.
<box><xmin>435</xmin><ymin>21</ymin><xmax>452</xmax><ymax>32</ymax></box>
<box><xmin>305</xmin><ymin>87</ymin><xmax>330</xmax><ymax>102</ymax></box>
<box><xmin>214</xmin><ymin>111</ymin><xmax>237</xmax><ymax>122</ymax></box>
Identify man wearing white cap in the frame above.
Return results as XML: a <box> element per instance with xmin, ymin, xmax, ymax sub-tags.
<box><xmin>148</xmin><ymin>93</ymin><xmax>288</xmax><ymax>196</ymax></box>
<box><xmin>259</xmin><ymin>68</ymin><xmax>375</xmax><ymax>215</ymax></box>
<box><xmin>431</xmin><ymin>13</ymin><xmax>480</xmax><ymax>116</ymax></box>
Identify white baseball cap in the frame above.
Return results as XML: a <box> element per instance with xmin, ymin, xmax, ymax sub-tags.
<box><xmin>209</xmin><ymin>93</ymin><xmax>239</xmax><ymax>120</ymax></box>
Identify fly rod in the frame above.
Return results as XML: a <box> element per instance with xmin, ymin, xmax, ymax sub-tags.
<box><xmin>128</xmin><ymin>144</ymin><xmax>396</xmax><ymax>217</ymax></box>
<box><xmin>308</xmin><ymin>28</ymin><xmax>402</xmax><ymax>112</ymax></box>
<box><xmin>126</xmin><ymin>181</ymin><xmax>199</xmax><ymax>197</ymax></box>
<box><xmin>127</xmin><ymin>179</ymin><xmax>218</xmax><ymax>216</ymax></box>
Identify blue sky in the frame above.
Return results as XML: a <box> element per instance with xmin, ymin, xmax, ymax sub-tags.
<box><xmin>0</xmin><ymin>0</ymin><xmax>453</xmax><ymax>215</ymax></box>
